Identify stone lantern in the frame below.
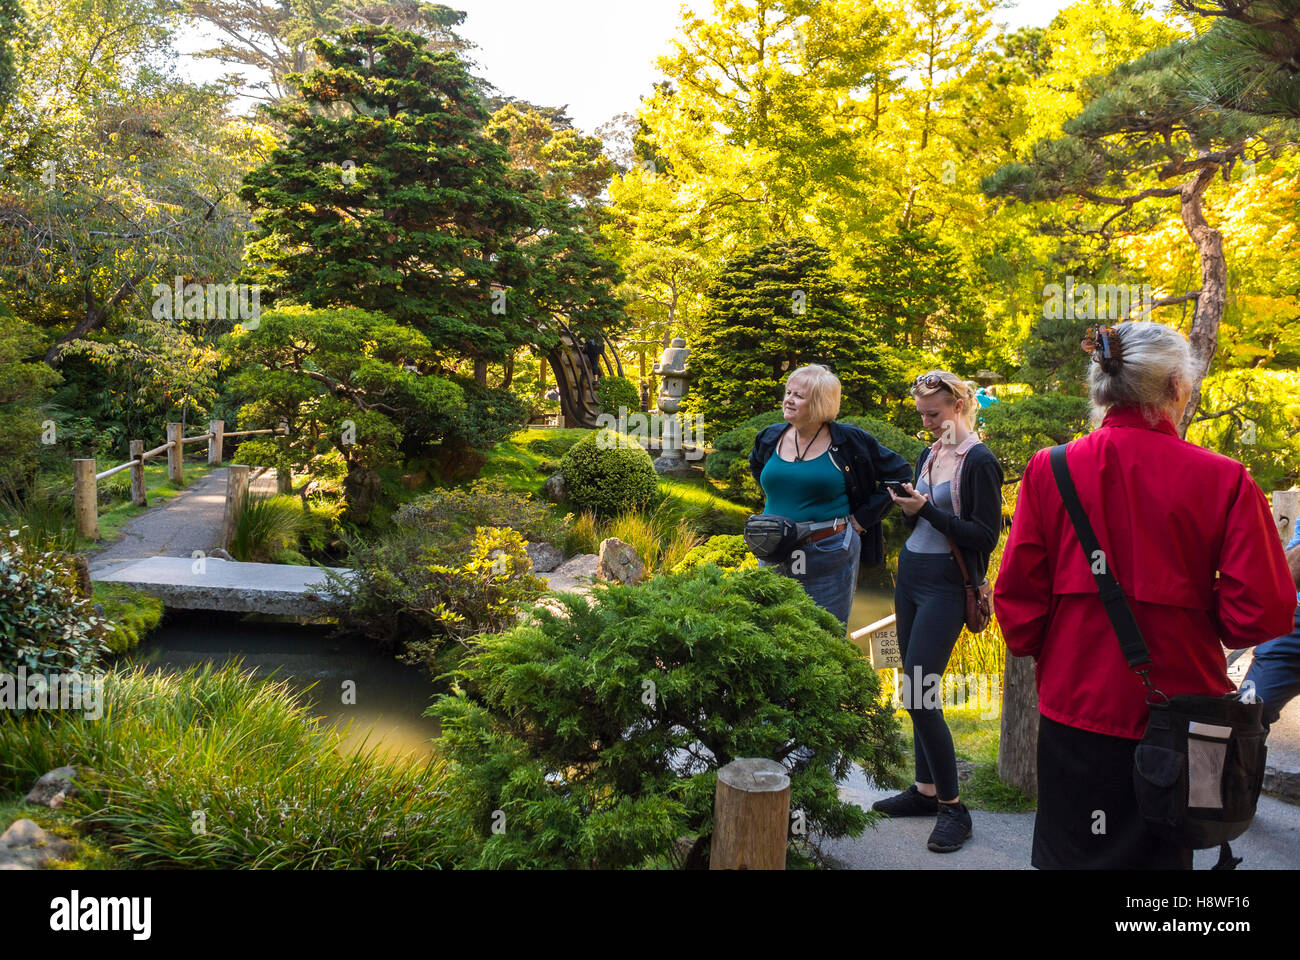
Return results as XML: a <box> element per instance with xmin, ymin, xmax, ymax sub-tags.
<box><xmin>651</xmin><ymin>336</ymin><xmax>695</xmax><ymax>475</ymax></box>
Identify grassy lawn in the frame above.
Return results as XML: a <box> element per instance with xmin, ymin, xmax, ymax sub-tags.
<box><xmin>885</xmin><ymin>701</ymin><xmax>1036</xmax><ymax>814</ymax></box>
<box><xmin>93</xmin><ymin>460</ymin><xmax>219</xmax><ymax>545</ymax></box>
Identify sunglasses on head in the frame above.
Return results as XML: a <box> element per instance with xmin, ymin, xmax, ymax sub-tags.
<box><xmin>914</xmin><ymin>373</ymin><xmax>954</xmax><ymax>395</ymax></box>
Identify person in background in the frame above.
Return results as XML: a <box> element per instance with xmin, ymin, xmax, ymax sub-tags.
<box><xmin>748</xmin><ymin>364</ymin><xmax>911</xmax><ymax>628</ymax></box>
<box><xmin>871</xmin><ymin>370</ymin><xmax>1004</xmax><ymax>854</ymax></box>
<box><xmin>1242</xmin><ymin>525</ymin><xmax>1300</xmax><ymax>731</ymax></box>
<box><xmin>993</xmin><ymin>321</ymin><xmax>1296</xmax><ymax>869</ymax></box>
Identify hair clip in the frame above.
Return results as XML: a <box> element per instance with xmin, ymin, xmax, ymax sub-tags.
<box><xmin>1080</xmin><ymin>325</ymin><xmax>1123</xmax><ymax>369</ymax></box>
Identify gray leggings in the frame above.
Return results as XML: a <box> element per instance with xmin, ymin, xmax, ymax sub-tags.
<box><xmin>894</xmin><ymin>544</ymin><xmax>967</xmax><ymax>801</ymax></box>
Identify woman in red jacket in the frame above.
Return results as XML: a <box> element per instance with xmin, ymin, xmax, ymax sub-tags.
<box><xmin>993</xmin><ymin>321</ymin><xmax>1297</xmax><ymax>869</ymax></box>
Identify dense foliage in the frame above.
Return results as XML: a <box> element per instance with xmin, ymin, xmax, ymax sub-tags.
<box><xmin>688</xmin><ymin>237</ymin><xmax>894</xmax><ymax>435</ymax></box>
<box><xmin>558</xmin><ymin>428</ymin><xmax>658</xmax><ymax>516</ymax></box>
<box><xmin>327</xmin><ymin>479</ymin><xmax>560</xmax><ymax>667</ymax></box>
<box><xmin>0</xmin><ymin>537</ymin><xmax>110</xmax><ymax>676</ymax></box>
<box><xmin>595</xmin><ymin>375</ymin><xmax>641</xmax><ymax>416</ymax></box>
<box><xmin>430</xmin><ymin>564</ymin><xmax>905</xmax><ymax>868</ymax></box>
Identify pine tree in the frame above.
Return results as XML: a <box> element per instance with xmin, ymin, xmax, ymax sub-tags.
<box><xmin>982</xmin><ymin>40</ymin><xmax>1276</xmax><ymax>434</ymax></box>
<box><xmin>688</xmin><ymin>237</ymin><xmax>893</xmax><ymax>433</ymax></box>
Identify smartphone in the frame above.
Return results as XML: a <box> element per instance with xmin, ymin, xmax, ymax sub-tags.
<box><xmin>883</xmin><ymin>481</ymin><xmax>908</xmax><ymax>495</ymax></box>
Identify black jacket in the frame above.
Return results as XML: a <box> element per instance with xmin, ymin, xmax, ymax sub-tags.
<box><xmin>904</xmin><ymin>442</ymin><xmax>1004</xmax><ymax>584</ymax></box>
<box><xmin>749</xmin><ymin>420</ymin><xmax>912</xmax><ymax>567</ymax></box>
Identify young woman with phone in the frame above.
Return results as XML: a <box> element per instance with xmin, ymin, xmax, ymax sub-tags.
<box><xmin>872</xmin><ymin>370</ymin><xmax>1004</xmax><ymax>854</ymax></box>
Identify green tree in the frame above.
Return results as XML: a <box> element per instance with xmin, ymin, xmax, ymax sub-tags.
<box><xmin>982</xmin><ymin>38</ymin><xmax>1280</xmax><ymax>434</ymax></box>
<box><xmin>221</xmin><ymin>305</ymin><xmax>472</xmax><ymax>523</ymax></box>
<box><xmin>688</xmin><ymin>237</ymin><xmax>894</xmax><ymax>433</ymax></box>
<box><xmin>241</xmin><ymin>27</ymin><xmax>625</xmax><ymax>376</ymax></box>
<box><xmin>184</xmin><ymin>0</ymin><xmax>472</xmax><ymax>102</ymax></box>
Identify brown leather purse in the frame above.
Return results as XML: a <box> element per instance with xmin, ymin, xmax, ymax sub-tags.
<box><xmin>947</xmin><ymin>538</ymin><xmax>992</xmax><ymax>633</ymax></box>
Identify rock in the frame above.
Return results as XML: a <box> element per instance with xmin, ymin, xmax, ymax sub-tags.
<box><xmin>25</xmin><ymin>766</ymin><xmax>80</xmax><ymax>809</ymax></box>
<box><xmin>956</xmin><ymin>759</ymin><xmax>977</xmax><ymax>783</ymax></box>
<box><xmin>208</xmin><ymin>547</ymin><xmax>235</xmax><ymax>562</ymax></box>
<box><xmin>544</xmin><ymin>471</ymin><xmax>568</xmax><ymax>503</ymax></box>
<box><xmin>525</xmin><ymin>542</ymin><xmax>564</xmax><ymax>573</ymax></box>
<box><xmin>543</xmin><ymin>553</ymin><xmax>599</xmax><ymax>593</ymax></box>
<box><xmin>597</xmin><ymin>537</ymin><xmax>645</xmax><ymax>585</ymax></box>
<box><xmin>0</xmin><ymin>818</ymin><xmax>75</xmax><ymax>870</ymax></box>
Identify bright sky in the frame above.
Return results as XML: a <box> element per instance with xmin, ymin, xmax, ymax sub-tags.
<box><xmin>176</xmin><ymin>0</ymin><xmax>1077</xmax><ymax>134</ymax></box>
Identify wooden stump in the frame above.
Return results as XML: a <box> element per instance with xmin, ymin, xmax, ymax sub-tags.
<box><xmin>129</xmin><ymin>440</ymin><xmax>146</xmax><ymax>507</ymax></box>
<box><xmin>73</xmin><ymin>459</ymin><xmax>98</xmax><ymax>540</ymax></box>
<box><xmin>208</xmin><ymin>419</ymin><xmax>224</xmax><ymax>466</ymax></box>
<box><xmin>166</xmin><ymin>422</ymin><xmax>182</xmax><ymax>485</ymax></box>
<box><xmin>710</xmin><ymin>758</ymin><xmax>790</xmax><ymax>870</ymax></box>
<box><xmin>997</xmin><ymin>653</ymin><xmax>1038</xmax><ymax>797</ymax></box>
<box><xmin>1273</xmin><ymin>488</ymin><xmax>1298</xmax><ymax>544</ymax></box>
<box><xmin>220</xmin><ymin>464</ymin><xmax>250</xmax><ymax>551</ymax></box>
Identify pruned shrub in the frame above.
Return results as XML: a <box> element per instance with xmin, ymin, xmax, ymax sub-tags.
<box><xmin>328</xmin><ymin>479</ymin><xmax>557</xmax><ymax>666</ymax></box>
<box><xmin>595</xmin><ymin>375</ymin><xmax>640</xmax><ymax>417</ymax></box>
<box><xmin>559</xmin><ymin>429</ymin><xmax>657</xmax><ymax>516</ymax></box>
<box><xmin>429</xmin><ymin>564</ymin><xmax>906</xmax><ymax>868</ymax></box>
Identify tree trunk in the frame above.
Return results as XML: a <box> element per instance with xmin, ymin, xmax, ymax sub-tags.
<box><xmin>1176</xmin><ymin>164</ymin><xmax>1228</xmax><ymax>438</ymax></box>
<box><xmin>997</xmin><ymin>653</ymin><xmax>1038</xmax><ymax>797</ymax></box>
<box><xmin>473</xmin><ymin>358</ymin><xmax>487</xmax><ymax>386</ymax></box>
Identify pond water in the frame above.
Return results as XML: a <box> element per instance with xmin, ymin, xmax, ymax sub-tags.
<box><xmin>120</xmin><ymin>612</ymin><xmax>443</xmax><ymax>759</ymax></box>
<box><xmin>121</xmin><ymin>572</ymin><xmax>897</xmax><ymax>760</ymax></box>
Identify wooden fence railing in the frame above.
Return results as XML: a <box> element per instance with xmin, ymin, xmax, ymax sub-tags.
<box><xmin>73</xmin><ymin>419</ymin><xmax>286</xmax><ymax>540</ymax></box>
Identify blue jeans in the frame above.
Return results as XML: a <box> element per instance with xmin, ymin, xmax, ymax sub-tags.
<box><xmin>1243</xmin><ymin>608</ymin><xmax>1300</xmax><ymax>730</ymax></box>
<box><xmin>763</xmin><ymin>523</ymin><xmax>860</xmax><ymax>629</ymax></box>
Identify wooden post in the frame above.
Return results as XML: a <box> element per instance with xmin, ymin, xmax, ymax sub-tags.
<box><xmin>166</xmin><ymin>422</ymin><xmax>182</xmax><ymax>485</ymax></box>
<box><xmin>73</xmin><ymin>459</ymin><xmax>99</xmax><ymax>540</ymax></box>
<box><xmin>1273</xmin><ymin>488</ymin><xmax>1299</xmax><ymax>544</ymax></box>
<box><xmin>129</xmin><ymin>440</ymin><xmax>146</xmax><ymax>507</ymax></box>
<box><xmin>220</xmin><ymin>464</ymin><xmax>250</xmax><ymax>550</ymax></box>
<box><xmin>710</xmin><ymin>758</ymin><xmax>790</xmax><ymax>870</ymax></box>
<box><xmin>208</xmin><ymin>419</ymin><xmax>224</xmax><ymax>466</ymax></box>
<box><xmin>997</xmin><ymin>654</ymin><xmax>1038</xmax><ymax>797</ymax></box>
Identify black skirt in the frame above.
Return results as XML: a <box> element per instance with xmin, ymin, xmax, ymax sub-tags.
<box><xmin>1033</xmin><ymin>713</ymin><xmax>1193</xmax><ymax>870</ymax></box>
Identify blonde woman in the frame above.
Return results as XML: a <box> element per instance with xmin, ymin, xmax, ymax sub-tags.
<box><xmin>748</xmin><ymin>364</ymin><xmax>911</xmax><ymax>627</ymax></box>
<box><xmin>872</xmin><ymin>370</ymin><xmax>1004</xmax><ymax>854</ymax></box>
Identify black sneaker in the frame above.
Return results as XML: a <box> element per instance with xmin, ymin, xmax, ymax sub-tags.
<box><xmin>871</xmin><ymin>785</ymin><xmax>940</xmax><ymax>817</ymax></box>
<box><xmin>927</xmin><ymin>801</ymin><xmax>973</xmax><ymax>853</ymax></box>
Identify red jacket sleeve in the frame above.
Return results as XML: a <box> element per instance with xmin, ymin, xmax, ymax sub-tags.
<box><xmin>1212</xmin><ymin>467</ymin><xmax>1298</xmax><ymax>648</ymax></box>
<box><xmin>993</xmin><ymin>450</ymin><xmax>1054</xmax><ymax>659</ymax></box>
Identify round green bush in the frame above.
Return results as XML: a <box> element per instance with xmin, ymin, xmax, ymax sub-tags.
<box><xmin>595</xmin><ymin>375</ymin><xmax>641</xmax><ymax>417</ymax></box>
<box><xmin>559</xmin><ymin>429</ymin><xmax>658</xmax><ymax>516</ymax></box>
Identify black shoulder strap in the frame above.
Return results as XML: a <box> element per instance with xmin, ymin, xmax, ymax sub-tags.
<box><xmin>1047</xmin><ymin>444</ymin><xmax>1152</xmax><ymax>671</ymax></box>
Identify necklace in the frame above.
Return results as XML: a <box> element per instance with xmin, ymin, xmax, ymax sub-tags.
<box><xmin>792</xmin><ymin>422</ymin><xmax>825</xmax><ymax>462</ymax></box>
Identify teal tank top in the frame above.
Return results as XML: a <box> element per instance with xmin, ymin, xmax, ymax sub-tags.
<box><xmin>759</xmin><ymin>449</ymin><xmax>851</xmax><ymax>522</ymax></box>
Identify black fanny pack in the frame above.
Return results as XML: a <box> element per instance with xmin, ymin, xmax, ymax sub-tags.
<box><xmin>743</xmin><ymin>514</ymin><xmax>800</xmax><ymax>562</ymax></box>
<box><xmin>1049</xmin><ymin>444</ymin><xmax>1266</xmax><ymax>869</ymax></box>
<box><xmin>743</xmin><ymin>515</ymin><xmax>846</xmax><ymax>563</ymax></box>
